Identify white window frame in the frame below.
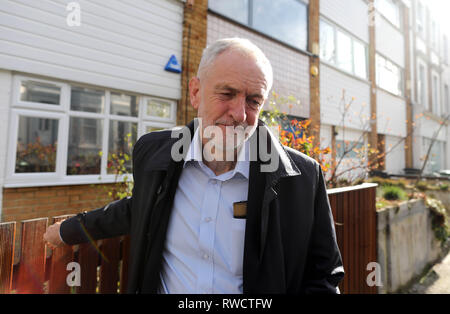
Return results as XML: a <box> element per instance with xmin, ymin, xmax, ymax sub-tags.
<box><xmin>431</xmin><ymin>71</ymin><xmax>440</xmax><ymax>116</ymax></box>
<box><xmin>416</xmin><ymin>1</ymin><xmax>426</xmax><ymax>38</ymax></box>
<box><xmin>319</xmin><ymin>18</ymin><xmax>368</xmax><ymax>80</ymax></box>
<box><xmin>5</xmin><ymin>75</ymin><xmax>177</xmax><ymax>188</ymax></box>
<box><xmin>6</xmin><ymin>109</ymin><xmax>68</xmax><ymax>185</ymax></box>
<box><xmin>375</xmin><ymin>53</ymin><xmax>404</xmax><ymax>97</ymax></box>
<box><xmin>141</xmin><ymin>96</ymin><xmax>177</xmax><ymax>123</ymax></box>
<box><xmin>12</xmin><ymin>75</ymin><xmax>70</xmax><ymax>113</ymax></box>
<box><xmin>417</xmin><ymin>59</ymin><xmax>428</xmax><ymax>110</ymax></box>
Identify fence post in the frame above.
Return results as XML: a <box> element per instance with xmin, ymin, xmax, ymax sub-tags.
<box><xmin>15</xmin><ymin>218</ymin><xmax>48</xmax><ymax>294</ymax></box>
<box><xmin>0</xmin><ymin>222</ymin><xmax>16</xmax><ymax>293</ymax></box>
<box><xmin>48</xmin><ymin>215</ymin><xmax>74</xmax><ymax>294</ymax></box>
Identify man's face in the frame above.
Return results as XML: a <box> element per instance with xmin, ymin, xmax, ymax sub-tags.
<box><xmin>189</xmin><ymin>49</ymin><xmax>269</xmax><ymax>153</ymax></box>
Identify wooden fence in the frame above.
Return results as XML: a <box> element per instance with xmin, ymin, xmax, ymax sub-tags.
<box><xmin>0</xmin><ymin>184</ymin><xmax>378</xmax><ymax>294</ymax></box>
<box><xmin>328</xmin><ymin>183</ymin><xmax>378</xmax><ymax>294</ymax></box>
<box><xmin>0</xmin><ymin>215</ymin><xmax>130</xmax><ymax>294</ymax></box>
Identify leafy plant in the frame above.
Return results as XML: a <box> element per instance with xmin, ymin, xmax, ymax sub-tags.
<box><xmin>382</xmin><ymin>186</ymin><xmax>405</xmax><ymax>201</ymax></box>
<box><xmin>426</xmin><ymin>197</ymin><xmax>450</xmax><ymax>245</ymax></box>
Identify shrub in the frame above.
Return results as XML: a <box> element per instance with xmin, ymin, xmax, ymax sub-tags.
<box><xmin>439</xmin><ymin>183</ymin><xmax>449</xmax><ymax>191</ymax></box>
<box><xmin>416</xmin><ymin>181</ymin><xmax>429</xmax><ymax>191</ymax></box>
<box><xmin>383</xmin><ymin>186</ymin><xmax>404</xmax><ymax>201</ymax></box>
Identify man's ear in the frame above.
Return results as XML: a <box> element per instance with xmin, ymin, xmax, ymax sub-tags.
<box><xmin>189</xmin><ymin>77</ymin><xmax>201</xmax><ymax>110</ymax></box>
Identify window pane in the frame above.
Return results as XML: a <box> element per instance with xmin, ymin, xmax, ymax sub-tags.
<box><xmin>336</xmin><ymin>140</ymin><xmax>364</xmax><ymax>159</ymax></box>
<box><xmin>252</xmin><ymin>0</ymin><xmax>307</xmax><ymax>50</ymax></box>
<box><xmin>147</xmin><ymin>99</ymin><xmax>172</xmax><ymax>119</ymax></box>
<box><xmin>432</xmin><ymin>75</ymin><xmax>439</xmax><ymax>114</ymax></box>
<box><xmin>71</xmin><ymin>86</ymin><xmax>105</xmax><ymax>113</ymax></box>
<box><xmin>376</xmin><ymin>54</ymin><xmax>402</xmax><ymax>96</ymax></box>
<box><xmin>320</xmin><ymin>20</ymin><xmax>335</xmax><ymax>63</ymax></box>
<box><xmin>353</xmin><ymin>40</ymin><xmax>367</xmax><ymax>79</ymax></box>
<box><xmin>20</xmin><ymin>81</ymin><xmax>61</xmax><ymax>105</ymax></box>
<box><xmin>108</xmin><ymin>121</ymin><xmax>137</xmax><ymax>174</ymax></box>
<box><xmin>208</xmin><ymin>0</ymin><xmax>249</xmax><ymax>25</ymax></box>
<box><xmin>336</xmin><ymin>31</ymin><xmax>353</xmax><ymax>73</ymax></box>
<box><xmin>67</xmin><ymin>117</ymin><xmax>103</xmax><ymax>175</ymax></box>
<box><xmin>16</xmin><ymin>116</ymin><xmax>58</xmax><ymax>173</ymax></box>
<box><xmin>111</xmin><ymin>92</ymin><xmax>139</xmax><ymax>117</ymax></box>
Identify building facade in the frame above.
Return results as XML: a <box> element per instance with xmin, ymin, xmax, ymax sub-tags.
<box><xmin>0</xmin><ymin>0</ymin><xmax>449</xmax><ymax>222</ymax></box>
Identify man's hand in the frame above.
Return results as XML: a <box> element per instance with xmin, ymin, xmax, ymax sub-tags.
<box><xmin>43</xmin><ymin>221</ymin><xmax>65</xmax><ymax>249</ymax></box>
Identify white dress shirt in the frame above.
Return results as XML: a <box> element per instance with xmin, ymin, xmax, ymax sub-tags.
<box><xmin>158</xmin><ymin>127</ymin><xmax>250</xmax><ymax>294</ymax></box>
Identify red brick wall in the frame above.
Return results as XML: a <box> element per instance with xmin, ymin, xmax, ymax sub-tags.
<box><xmin>177</xmin><ymin>0</ymin><xmax>208</xmax><ymax>126</ymax></box>
<box><xmin>1</xmin><ymin>184</ymin><xmax>114</xmax><ymax>223</ymax></box>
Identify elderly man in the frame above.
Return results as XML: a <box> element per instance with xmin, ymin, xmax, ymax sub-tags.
<box><xmin>44</xmin><ymin>38</ymin><xmax>344</xmax><ymax>294</ymax></box>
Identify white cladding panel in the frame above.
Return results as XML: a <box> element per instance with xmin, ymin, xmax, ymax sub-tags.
<box><xmin>320</xmin><ymin>0</ymin><xmax>369</xmax><ymax>43</ymax></box>
<box><xmin>0</xmin><ymin>0</ymin><xmax>183</xmax><ymax>99</ymax></box>
<box><xmin>377</xmin><ymin>89</ymin><xmax>407</xmax><ymax>137</ymax></box>
<box><xmin>375</xmin><ymin>13</ymin><xmax>405</xmax><ymax>68</ymax></box>
<box><xmin>385</xmin><ymin>135</ymin><xmax>406</xmax><ymax>174</ymax></box>
<box><xmin>320</xmin><ymin>64</ymin><xmax>371</xmax><ymax>130</ymax></box>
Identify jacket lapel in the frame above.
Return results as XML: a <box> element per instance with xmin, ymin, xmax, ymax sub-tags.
<box><xmin>244</xmin><ymin>120</ymin><xmax>302</xmax><ymax>281</ymax></box>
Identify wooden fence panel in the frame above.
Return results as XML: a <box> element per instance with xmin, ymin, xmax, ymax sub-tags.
<box><xmin>99</xmin><ymin>237</ymin><xmax>120</xmax><ymax>294</ymax></box>
<box><xmin>120</xmin><ymin>235</ymin><xmax>131</xmax><ymax>294</ymax></box>
<box><xmin>48</xmin><ymin>215</ymin><xmax>74</xmax><ymax>294</ymax></box>
<box><xmin>77</xmin><ymin>241</ymin><xmax>100</xmax><ymax>294</ymax></box>
<box><xmin>15</xmin><ymin>218</ymin><xmax>48</xmax><ymax>294</ymax></box>
<box><xmin>0</xmin><ymin>222</ymin><xmax>15</xmax><ymax>293</ymax></box>
<box><xmin>328</xmin><ymin>184</ymin><xmax>377</xmax><ymax>294</ymax></box>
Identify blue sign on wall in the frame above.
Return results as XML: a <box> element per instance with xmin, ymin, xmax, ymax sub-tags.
<box><xmin>165</xmin><ymin>54</ymin><xmax>182</xmax><ymax>73</ymax></box>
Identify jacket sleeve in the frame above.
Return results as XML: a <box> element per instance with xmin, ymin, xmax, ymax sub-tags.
<box><xmin>59</xmin><ymin>197</ymin><xmax>132</xmax><ymax>245</ymax></box>
<box><xmin>300</xmin><ymin>164</ymin><xmax>345</xmax><ymax>294</ymax></box>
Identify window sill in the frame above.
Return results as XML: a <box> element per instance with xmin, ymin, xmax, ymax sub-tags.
<box><xmin>3</xmin><ymin>174</ymin><xmax>133</xmax><ymax>189</ymax></box>
<box><xmin>320</xmin><ymin>62</ymin><xmax>370</xmax><ymax>85</ymax></box>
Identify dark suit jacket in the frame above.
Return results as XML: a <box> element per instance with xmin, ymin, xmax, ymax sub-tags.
<box><xmin>60</xmin><ymin>119</ymin><xmax>344</xmax><ymax>294</ymax></box>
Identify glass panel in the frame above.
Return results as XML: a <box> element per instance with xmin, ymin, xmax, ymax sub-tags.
<box><xmin>418</xmin><ymin>64</ymin><xmax>426</xmax><ymax>106</ymax></box>
<box><xmin>71</xmin><ymin>86</ymin><xmax>105</xmax><ymax>113</ymax></box>
<box><xmin>336</xmin><ymin>31</ymin><xmax>353</xmax><ymax>73</ymax></box>
<box><xmin>208</xmin><ymin>0</ymin><xmax>249</xmax><ymax>25</ymax></box>
<box><xmin>67</xmin><ymin>117</ymin><xmax>103</xmax><ymax>175</ymax></box>
<box><xmin>146</xmin><ymin>99</ymin><xmax>172</xmax><ymax>119</ymax></box>
<box><xmin>432</xmin><ymin>75</ymin><xmax>439</xmax><ymax>114</ymax></box>
<box><xmin>336</xmin><ymin>140</ymin><xmax>364</xmax><ymax>159</ymax></box>
<box><xmin>353</xmin><ymin>40</ymin><xmax>367</xmax><ymax>79</ymax></box>
<box><xmin>108</xmin><ymin>121</ymin><xmax>137</xmax><ymax>174</ymax></box>
<box><xmin>252</xmin><ymin>0</ymin><xmax>308</xmax><ymax>50</ymax></box>
<box><xmin>16</xmin><ymin>116</ymin><xmax>58</xmax><ymax>173</ymax></box>
<box><xmin>320</xmin><ymin>20</ymin><xmax>335</xmax><ymax>63</ymax></box>
<box><xmin>376</xmin><ymin>54</ymin><xmax>402</xmax><ymax>96</ymax></box>
<box><xmin>20</xmin><ymin>81</ymin><xmax>61</xmax><ymax>105</ymax></box>
<box><xmin>111</xmin><ymin>92</ymin><xmax>139</xmax><ymax>117</ymax></box>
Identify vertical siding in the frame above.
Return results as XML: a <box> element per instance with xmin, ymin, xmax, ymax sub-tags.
<box><xmin>320</xmin><ymin>64</ymin><xmax>371</xmax><ymax>130</ymax></box>
<box><xmin>207</xmin><ymin>14</ymin><xmax>310</xmax><ymax>118</ymax></box>
<box><xmin>320</xmin><ymin>0</ymin><xmax>369</xmax><ymax>43</ymax></box>
<box><xmin>375</xmin><ymin>13</ymin><xmax>405</xmax><ymax>68</ymax></box>
<box><xmin>0</xmin><ymin>0</ymin><xmax>183</xmax><ymax>99</ymax></box>
<box><xmin>377</xmin><ymin>89</ymin><xmax>407</xmax><ymax>137</ymax></box>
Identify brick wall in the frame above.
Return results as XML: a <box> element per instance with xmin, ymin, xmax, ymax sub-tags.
<box><xmin>1</xmin><ymin>184</ymin><xmax>114</xmax><ymax>223</ymax></box>
<box><xmin>177</xmin><ymin>0</ymin><xmax>208</xmax><ymax>126</ymax></box>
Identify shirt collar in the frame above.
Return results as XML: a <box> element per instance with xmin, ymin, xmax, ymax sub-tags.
<box><xmin>183</xmin><ymin>127</ymin><xmax>250</xmax><ymax>180</ymax></box>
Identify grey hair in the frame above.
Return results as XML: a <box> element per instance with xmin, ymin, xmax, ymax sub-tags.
<box><xmin>197</xmin><ymin>38</ymin><xmax>273</xmax><ymax>93</ymax></box>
